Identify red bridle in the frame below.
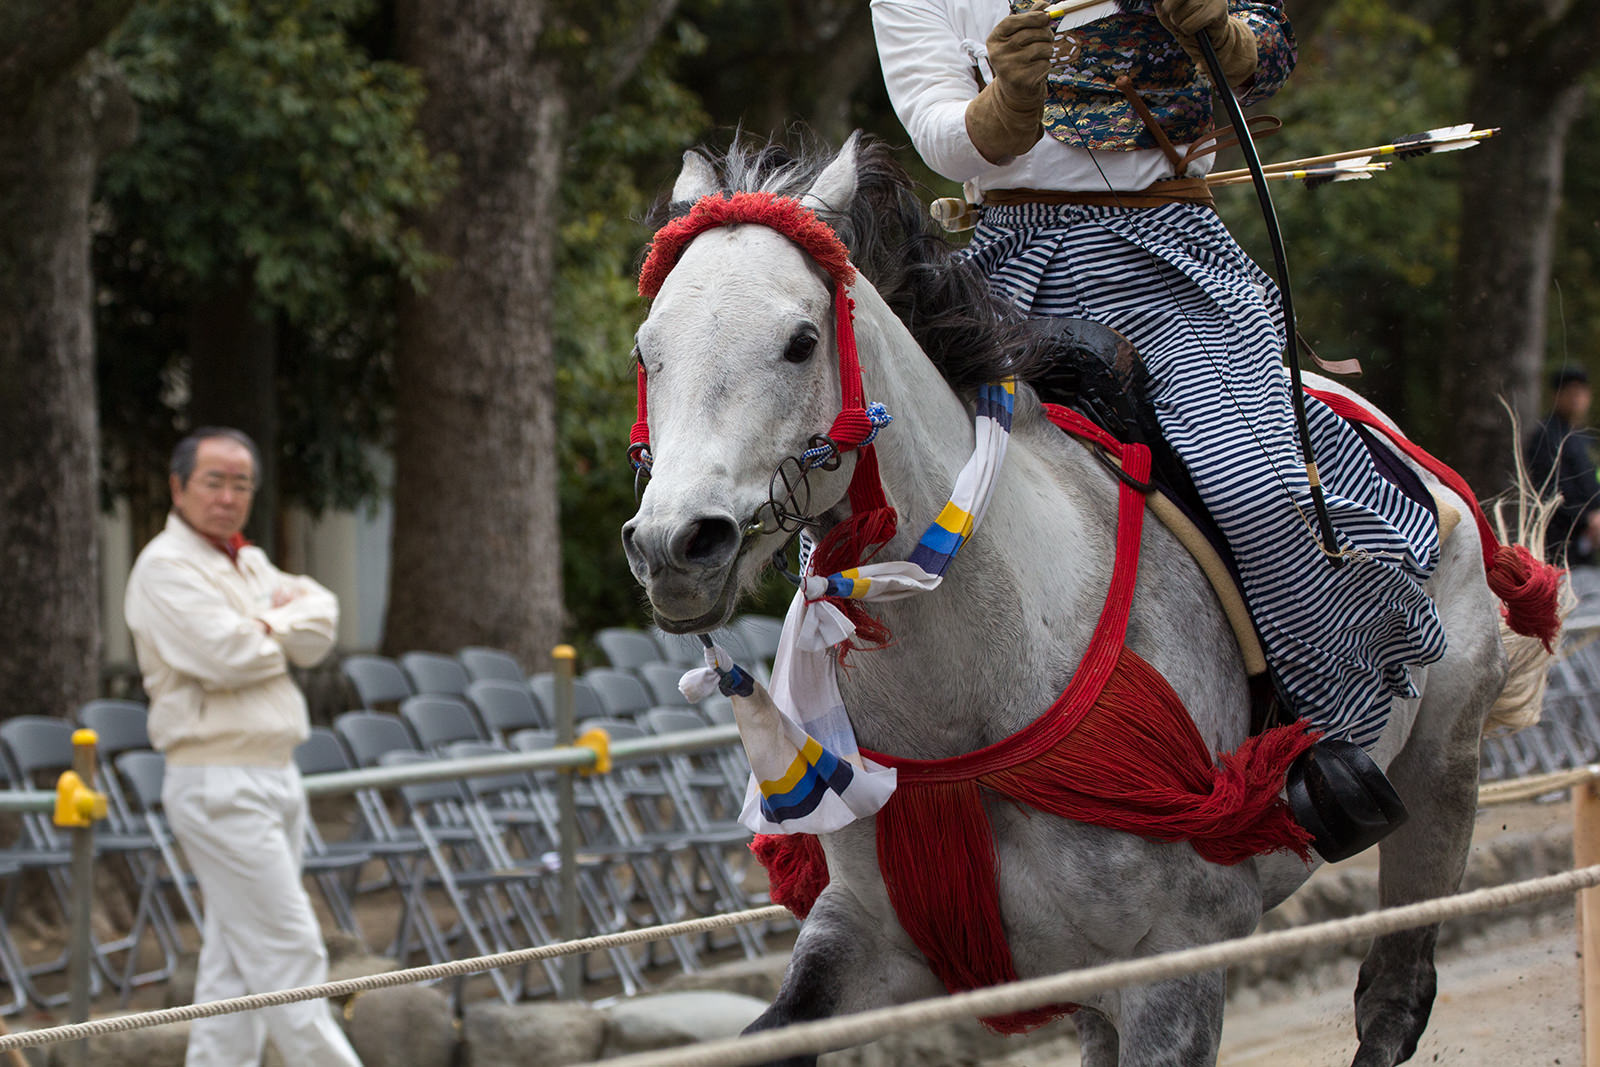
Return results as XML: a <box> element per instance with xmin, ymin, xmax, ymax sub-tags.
<box><xmin>632</xmin><ymin>192</ymin><xmax>898</xmax><ymax>592</ymax></box>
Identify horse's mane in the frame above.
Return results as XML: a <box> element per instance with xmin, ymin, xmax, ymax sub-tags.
<box><xmin>645</xmin><ymin>133</ymin><xmax>1055</xmax><ymax>396</ymax></box>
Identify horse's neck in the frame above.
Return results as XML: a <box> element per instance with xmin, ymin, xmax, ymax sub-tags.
<box><xmin>831</xmin><ymin>289</ymin><xmax>1118</xmax><ymax>759</ymax></box>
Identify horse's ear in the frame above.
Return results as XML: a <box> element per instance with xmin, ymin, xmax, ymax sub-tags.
<box><xmin>799</xmin><ymin>131</ymin><xmax>861</xmax><ymax>221</ymax></box>
<box><xmin>671</xmin><ymin>150</ymin><xmax>720</xmax><ymax>204</ymax></box>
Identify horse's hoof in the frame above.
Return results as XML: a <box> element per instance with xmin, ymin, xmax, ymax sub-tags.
<box><xmin>1287</xmin><ymin>739</ymin><xmax>1408</xmax><ymax>862</ymax></box>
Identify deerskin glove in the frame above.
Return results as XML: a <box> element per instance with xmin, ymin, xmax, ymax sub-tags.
<box><xmin>1156</xmin><ymin>0</ymin><xmax>1259</xmax><ymax>87</ymax></box>
<box><xmin>965</xmin><ymin>9</ymin><xmax>1053</xmax><ymax>165</ymax></box>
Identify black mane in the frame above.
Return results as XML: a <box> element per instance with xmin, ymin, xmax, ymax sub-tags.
<box><xmin>645</xmin><ymin>133</ymin><xmax>1056</xmax><ymax>396</ymax></box>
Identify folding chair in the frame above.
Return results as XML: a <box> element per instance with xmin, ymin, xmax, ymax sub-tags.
<box><xmin>642</xmin><ymin>707</ymin><xmax>748</xmax><ymax>821</ymax></box>
<box><xmin>298</xmin><ymin>729</ymin><xmax>450</xmax><ymax>966</ymax></box>
<box><xmin>0</xmin><ymin>717</ymin><xmax>179</xmax><ymax>999</ymax></box>
<box><xmin>0</xmin><ymin>862</ymin><xmax>31</xmax><ymax>1016</ymax></box>
<box><xmin>651</xmin><ymin>629</ymin><xmax>705</xmax><ymax>668</ymax></box>
<box><xmin>400</xmin><ymin>695</ymin><xmax>489</xmax><ymax>752</ymax></box>
<box><xmin>341</xmin><ymin>654</ymin><xmax>415</xmax><ymax>709</ymax></box>
<box><xmin>400</xmin><ymin>652</ymin><xmax>472</xmax><ymax>699</ymax></box>
<box><xmin>528</xmin><ymin>674</ymin><xmax>604</xmax><ymax>724</ymax></box>
<box><xmin>458</xmin><ymin>647</ymin><xmax>527</xmax><ymax>685</ymax></box>
<box><xmin>466</xmin><ymin>679</ymin><xmax>548</xmax><ymax>742</ymax></box>
<box><xmin>75</xmin><ymin>699</ymin><xmax>152</xmax><ymax>824</ymax></box>
<box><xmin>334</xmin><ymin>711</ymin><xmax>421</xmax><ymax>768</ymax></box>
<box><xmin>0</xmin><ymin>758</ymin><xmax>87</xmax><ymax>1009</ymax></box>
<box><xmin>576</xmin><ymin>718</ymin><xmax>764</xmax><ymax>960</ymax></box>
<box><xmin>582</xmin><ymin>668</ymin><xmax>654</xmax><ymax>719</ymax></box>
<box><xmin>595</xmin><ymin>628</ymin><xmax>666</xmax><ymax>671</ymax></box>
<box><xmin>509</xmin><ymin>729</ymin><xmax>702</xmax><ymax>972</ymax></box>
<box><xmin>636</xmin><ymin>662</ymin><xmax>695</xmax><ymax>708</ymax></box>
<box><xmin>377</xmin><ymin>751</ymin><xmax>563</xmax><ymax>1001</ymax></box>
<box><xmin>441</xmin><ymin>740</ymin><xmax>646</xmax><ymax>995</ymax></box>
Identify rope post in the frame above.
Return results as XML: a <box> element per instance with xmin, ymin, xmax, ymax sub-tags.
<box><xmin>64</xmin><ymin>729</ymin><xmax>104</xmax><ymax>1067</ymax></box>
<box><xmin>552</xmin><ymin>644</ymin><xmax>582</xmax><ymax>1000</ymax></box>
<box><xmin>1576</xmin><ymin>781</ymin><xmax>1600</xmax><ymax>1067</ymax></box>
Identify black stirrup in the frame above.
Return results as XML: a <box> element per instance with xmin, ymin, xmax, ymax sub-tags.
<box><xmin>1286</xmin><ymin>738</ymin><xmax>1408</xmax><ymax>863</ymax></box>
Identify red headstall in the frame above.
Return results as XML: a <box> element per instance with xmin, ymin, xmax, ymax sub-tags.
<box><xmin>633</xmin><ymin>192</ymin><xmax>898</xmax><ymax>613</ymax></box>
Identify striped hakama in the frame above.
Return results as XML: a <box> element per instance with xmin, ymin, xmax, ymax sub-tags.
<box><xmin>964</xmin><ymin>201</ymin><xmax>1445</xmax><ymax>747</ymax></box>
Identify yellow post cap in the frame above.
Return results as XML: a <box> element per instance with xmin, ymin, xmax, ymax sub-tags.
<box><xmin>72</xmin><ymin>728</ymin><xmax>98</xmax><ymax>747</ymax></box>
<box><xmin>551</xmin><ymin>644</ymin><xmax>576</xmax><ymax>661</ymax></box>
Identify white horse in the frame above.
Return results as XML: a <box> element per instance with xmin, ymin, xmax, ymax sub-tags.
<box><xmin>622</xmin><ymin>134</ymin><xmax>1556</xmax><ymax>1066</ymax></box>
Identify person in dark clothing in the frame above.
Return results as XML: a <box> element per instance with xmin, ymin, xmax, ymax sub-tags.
<box><xmin>1528</xmin><ymin>366</ymin><xmax>1600</xmax><ymax>564</ymax></box>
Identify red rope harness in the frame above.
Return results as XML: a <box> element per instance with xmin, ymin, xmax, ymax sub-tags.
<box><xmin>757</xmin><ymin>407</ymin><xmax>1316</xmax><ymax>1034</ymax></box>
<box><xmin>635</xmin><ymin>193</ymin><xmax>899</xmax><ymax>630</ymax></box>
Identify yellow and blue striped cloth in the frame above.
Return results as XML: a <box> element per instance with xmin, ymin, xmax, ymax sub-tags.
<box><xmin>728</xmin><ymin>380</ymin><xmax>1016</xmax><ymax>834</ymax></box>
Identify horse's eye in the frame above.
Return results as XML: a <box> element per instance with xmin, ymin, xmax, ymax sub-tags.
<box><xmin>783</xmin><ymin>329</ymin><xmax>819</xmax><ymax>364</ymax></box>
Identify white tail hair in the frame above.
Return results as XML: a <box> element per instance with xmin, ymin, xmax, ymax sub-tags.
<box><xmin>1482</xmin><ymin>406</ymin><xmax>1575</xmax><ymax>736</ymax></box>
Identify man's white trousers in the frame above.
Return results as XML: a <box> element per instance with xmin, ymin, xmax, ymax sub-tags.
<box><xmin>165</xmin><ymin>764</ymin><xmax>362</xmax><ymax>1066</ymax></box>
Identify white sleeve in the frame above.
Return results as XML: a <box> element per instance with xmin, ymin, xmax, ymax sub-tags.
<box><xmin>125</xmin><ymin>559</ymin><xmax>288</xmax><ymax>691</ymax></box>
<box><xmin>871</xmin><ymin>0</ymin><xmax>1007</xmax><ymax>184</ymax></box>
<box><xmin>258</xmin><ymin>572</ymin><xmax>340</xmax><ymax>669</ymax></box>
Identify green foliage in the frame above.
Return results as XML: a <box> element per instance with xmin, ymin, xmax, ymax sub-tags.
<box><xmin>95</xmin><ymin>0</ymin><xmax>452</xmax><ymax>514</ymax></box>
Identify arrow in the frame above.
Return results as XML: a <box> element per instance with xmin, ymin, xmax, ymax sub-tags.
<box><xmin>1208</xmin><ymin>159</ymin><xmax>1391</xmax><ymax>190</ymax></box>
<box><xmin>1206</xmin><ymin>125</ymin><xmax>1499</xmax><ymax>185</ymax></box>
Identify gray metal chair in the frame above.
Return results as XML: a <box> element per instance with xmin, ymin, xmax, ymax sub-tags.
<box><xmin>636</xmin><ymin>661</ymin><xmax>695</xmax><ymax>708</ymax></box>
<box><xmin>0</xmin><ymin>716</ymin><xmax>179</xmax><ymax>1000</ymax></box>
<box><xmin>595</xmin><ymin>628</ymin><xmax>666</xmax><ymax>671</ymax></box>
<box><xmin>581</xmin><ymin>668</ymin><xmax>654</xmax><ymax>719</ymax></box>
<box><xmin>401</xmin><ymin>695</ymin><xmax>488</xmax><ymax>752</ymax></box>
<box><xmin>341</xmin><ymin>654</ymin><xmax>415</xmax><ymax>709</ymax></box>
<box><xmin>296</xmin><ymin>729</ymin><xmax>451</xmax><ymax>967</ymax></box>
<box><xmin>377</xmin><ymin>751</ymin><xmax>559</xmax><ymax>1001</ymax></box>
<box><xmin>400</xmin><ymin>651</ymin><xmax>472</xmax><ymax>699</ymax></box>
<box><xmin>457</xmin><ymin>647</ymin><xmax>526</xmax><ymax>685</ymax></box>
<box><xmin>529</xmin><ymin>674</ymin><xmax>604</xmax><ymax>722</ymax></box>
<box><xmin>466</xmin><ymin>679</ymin><xmax>548</xmax><ymax>741</ymax></box>
<box><xmin>731</xmin><ymin>614</ymin><xmax>784</xmax><ymax>666</ymax></box>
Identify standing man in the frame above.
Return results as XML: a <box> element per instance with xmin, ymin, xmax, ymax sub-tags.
<box><xmin>124</xmin><ymin>427</ymin><xmax>361</xmax><ymax>1066</ymax></box>
<box><xmin>1528</xmin><ymin>367</ymin><xmax>1600</xmax><ymax>564</ymax></box>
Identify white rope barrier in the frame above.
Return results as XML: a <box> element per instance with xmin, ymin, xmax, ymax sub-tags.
<box><xmin>7</xmin><ymin>765</ymin><xmax>1590</xmax><ymax>1057</ymax></box>
<box><xmin>0</xmin><ymin>905</ymin><xmax>788</xmax><ymax>1054</ymax></box>
<box><xmin>595</xmin><ymin>864</ymin><xmax>1600</xmax><ymax>1067</ymax></box>
<box><xmin>1479</xmin><ymin>764</ymin><xmax>1600</xmax><ymax>806</ymax></box>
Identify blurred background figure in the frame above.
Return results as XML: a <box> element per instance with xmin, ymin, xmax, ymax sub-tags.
<box><xmin>1527</xmin><ymin>367</ymin><xmax>1600</xmax><ymax>564</ymax></box>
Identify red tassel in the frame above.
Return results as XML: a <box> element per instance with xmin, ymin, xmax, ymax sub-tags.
<box><xmin>1487</xmin><ymin>543</ymin><xmax>1563</xmax><ymax>651</ymax></box>
<box><xmin>750</xmin><ymin>833</ymin><xmax>829</xmax><ymax>919</ymax></box>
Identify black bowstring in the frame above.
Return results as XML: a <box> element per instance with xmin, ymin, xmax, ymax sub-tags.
<box><xmin>1036</xmin><ymin>13</ymin><xmax>1338</xmax><ymax>557</ymax></box>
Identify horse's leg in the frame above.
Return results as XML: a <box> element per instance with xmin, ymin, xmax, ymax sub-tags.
<box><xmin>744</xmin><ymin>883</ymin><xmax>942</xmax><ymax>1067</ymax></box>
<box><xmin>1070</xmin><ymin>1006</ymin><xmax>1119</xmax><ymax>1067</ymax></box>
<box><xmin>1351</xmin><ymin>573</ymin><xmax>1504</xmax><ymax>1067</ymax></box>
<box><xmin>1111</xmin><ymin>969</ymin><xmax>1227</xmax><ymax>1067</ymax></box>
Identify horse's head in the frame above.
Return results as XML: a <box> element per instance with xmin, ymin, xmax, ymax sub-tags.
<box><xmin>622</xmin><ymin>138</ymin><xmax>868</xmax><ymax>633</ymax></box>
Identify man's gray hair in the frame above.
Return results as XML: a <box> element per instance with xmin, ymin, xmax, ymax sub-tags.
<box><xmin>170</xmin><ymin>427</ymin><xmax>262</xmax><ymax>487</ymax></box>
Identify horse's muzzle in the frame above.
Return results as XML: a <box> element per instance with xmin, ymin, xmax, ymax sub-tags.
<box><xmin>621</xmin><ymin>511</ymin><xmax>744</xmax><ymax>629</ymax></box>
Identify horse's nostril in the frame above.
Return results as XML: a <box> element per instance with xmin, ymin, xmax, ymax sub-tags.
<box><xmin>683</xmin><ymin>517</ymin><xmax>739</xmax><ymax>565</ymax></box>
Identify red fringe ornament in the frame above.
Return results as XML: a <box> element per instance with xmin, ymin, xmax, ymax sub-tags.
<box><xmin>1306</xmin><ymin>389</ymin><xmax>1565</xmax><ymax>651</ymax></box>
<box><xmin>750</xmin><ymin>833</ymin><xmax>829</xmax><ymax>919</ymax></box>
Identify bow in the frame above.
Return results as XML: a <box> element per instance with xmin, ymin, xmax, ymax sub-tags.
<box><xmin>1192</xmin><ymin>27</ymin><xmax>1343</xmax><ymax>566</ymax></box>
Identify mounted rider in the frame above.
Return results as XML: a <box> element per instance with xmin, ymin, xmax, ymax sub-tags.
<box><xmin>871</xmin><ymin>0</ymin><xmax>1444</xmax><ymax>859</ymax></box>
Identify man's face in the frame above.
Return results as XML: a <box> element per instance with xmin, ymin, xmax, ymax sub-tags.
<box><xmin>1557</xmin><ymin>383</ymin><xmax>1593</xmax><ymax>425</ymax></box>
<box><xmin>171</xmin><ymin>437</ymin><xmax>256</xmax><ymax>541</ymax></box>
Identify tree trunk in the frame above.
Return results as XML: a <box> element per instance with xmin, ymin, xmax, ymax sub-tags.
<box><xmin>0</xmin><ymin>51</ymin><xmax>134</xmax><ymax>717</ymax></box>
<box><xmin>188</xmin><ymin>276</ymin><xmax>281</xmax><ymax>557</ymax></box>
<box><xmin>384</xmin><ymin>0</ymin><xmax>568</xmax><ymax>666</ymax></box>
<box><xmin>1439</xmin><ymin>45</ymin><xmax>1589</xmax><ymax>493</ymax></box>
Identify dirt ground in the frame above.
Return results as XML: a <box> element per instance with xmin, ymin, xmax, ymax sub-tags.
<box><xmin>982</xmin><ymin>797</ymin><xmax>1585</xmax><ymax>1066</ymax></box>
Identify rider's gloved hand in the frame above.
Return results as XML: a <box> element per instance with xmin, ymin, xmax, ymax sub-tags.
<box><xmin>1156</xmin><ymin>0</ymin><xmax>1259</xmax><ymax>88</ymax></box>
<box><xmin>965</xmin><ymin>9</ymin><xmax>1053</xmax><ymax>165</ymax></box>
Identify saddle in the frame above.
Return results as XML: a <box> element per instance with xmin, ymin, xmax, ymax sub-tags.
<box><xmin>1024</xmin><ymin>319</ymin><xmax>1443</xmax><ymax>861</ymax></box>
<box><xmin>1023</xmin><ymin>317</ymin><xmax>1456</xmax><ymax>707</ymax></box>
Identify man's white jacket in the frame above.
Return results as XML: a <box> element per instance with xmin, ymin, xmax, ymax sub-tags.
<box><xmin>124</xmin><ymin>513</ymin><xmax>338</xmax><ymax>768</ymax></box>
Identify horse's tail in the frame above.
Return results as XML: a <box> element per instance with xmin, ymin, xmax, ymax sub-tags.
<box><xmin>1483</xmin><ymin>419</ymin><xmax>1575</xmax><ymax>736</ymax></box>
